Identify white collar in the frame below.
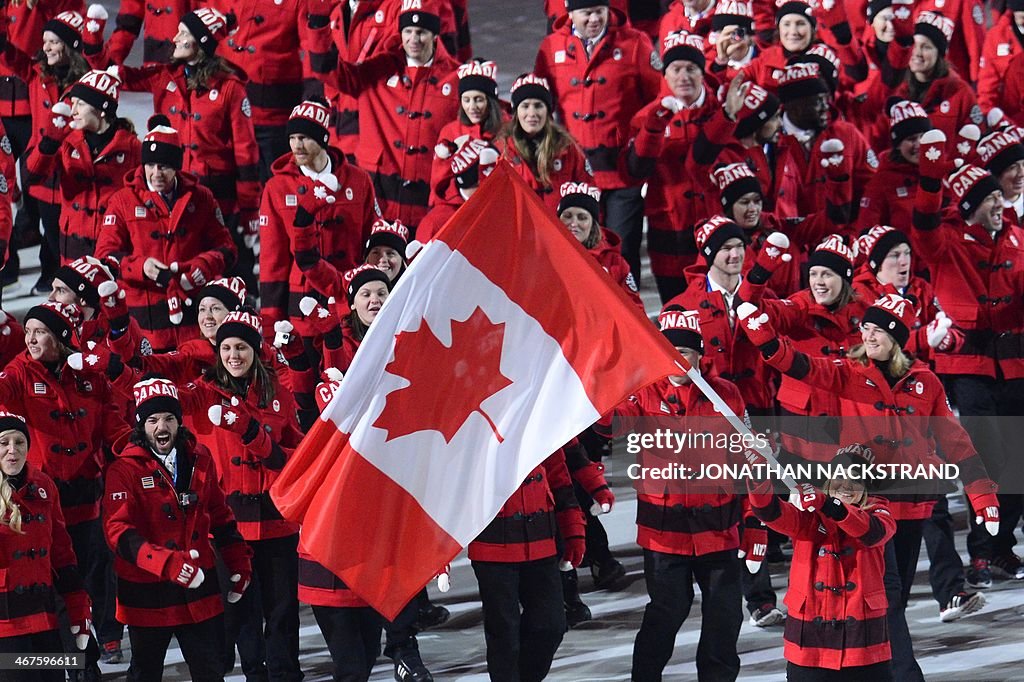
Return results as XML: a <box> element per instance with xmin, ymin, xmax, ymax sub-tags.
<box><xmin>406</xmin><ymin>55</ymin><xmax>434</xmax><ymax>68</ymax></box>
<box><xmin>573</xmin><ymin>27</ymin><xmax>607</xmax><ymax>46</ymax></box>
<box><xmin>300</xmin><ymin>156</ymin><xmax>339</xmax><ymax>191</ymax></box>
<box><xmin>667</xmin><ymin>85</ymin><xmax>706</xmax><ymax>111</ymax></box>
<box><xmin>707</xmin><ymin>272</ymin><xmax>741</xmax><ymax>297</ymax></box>
<box><xmin>146</xmin><ymin>175</ymin><xmax>177</xmax><ymax>195</ymax></box>
<box><xmin>782</xmin><ymin>113</ymin><xmax>816</xmax><ymax>144</ymax></box>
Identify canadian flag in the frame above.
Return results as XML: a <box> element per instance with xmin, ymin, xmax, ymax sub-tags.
<box><xmin>271</xmin><ymin>161</ymin><xmax>682</xmax><ymax>618</ymax></box>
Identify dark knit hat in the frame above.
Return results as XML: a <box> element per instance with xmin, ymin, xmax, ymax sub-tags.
<box><xmin>915</xmin><ymin>11</ymin><xmax>954</xmax><ymax>57</ymax></box>
<box><xmin>557</xmin><ymin>182</ymin><xmax>601</xmax><ymax>224</ymax></box>
<box><xmin>661</xmin><ymin>31</ymin><xmax>706</xmax><ymax>72</ymax></box>
<box><xmin>793</xmin><ymin>44</ymin><xmax>840</xmax><ymax>93</ymax></box>
<box><xmin>343</xmin><ymin>264</ymin><xmax>391</xmax><ymax>306</ymax></box>
<box><xmin>0</xmin><ymin>411</ymin><xmax>30</xmax><ymax>449</ymax></box>
<box><xmin>398</xmin><ymin>0</ymin><xmax>441</xmax><ymax>35</ymax></box>
<box><xmin>44</xmin><ymin>11</ymin><xmax>85</xmax><ymax>51</ymax></box>
<box><xmin>216</xmin><ymin>310</ymin><xmax>264</xmax><ymax>353</ymax></box>
<box><xmin>54</xmin><ymin>256</ymin><xmax>115</xmax><ymax>310</ymax></box>
<box><xmin>198</xmin><ymin>276</ymin><xmax>247</xmax><ymax>311</ymax></box>
<box><xmin>365</xmin><ymin>218</ymin><xmax>410</xmax><ymax>256</ymax></box>
<box><xmin>711</xmin><ymin>0</ymin><xmax>754</xmax><ymax>32</ymax></box>
<box><xmin>133</xmin><ymin>377</ymin><xmax>182</xmax><ymax>423</ymax></box>
<box><xmin>659</xmin><ymin>306</ymin><xmax>704</xmax><ymax>353</ymax></box>
<box><xmin>449</xmin><ymin>138</ymin><xmax>500</xmax><ymax>189</ymax></box>
<box><xmin>734</xmin><ymin>84</ymin><xmax>780</xmax><ymax>139</ymax></box>
<box><xmin>829</xmin><ymin>443</ymin><xmax>877</xmax><ymax>489</ymax></box>
<box><xmin>867</xmin><ymin>0</ymin><xmax>893</xmax><ymax>19</ymax></box>
<box><xmin>180</xmin><ymin>7</ymin><xmax>236</xmax><ymax>58</ymax></box>
<box><xmin>711</xmin><ymin>162</ymin><xmax>762</xmax><ymax>213</ymax></box>
<box><xmin>857</xmin><ymin>225</ymin><xmax>910</xmax><ymax>273</ymax></box>
<box><xmin>888</xmin><ymin>99</ymin><xmax>932</xmax><ymax>145</ymax></box>
<box><xmin>977</xmin><ymin>129</ymin><xmax>1024</xmax><ymax>177</ymax></box>
<box><xmin>1009</xmin><ymin>0</ymin><xmax>1024</xmax><ymax>10</ymax></box>
<box><xmin>946</xmin><ymin>163</ymin><xmax>1002</xmax><ymax>218</ymax></box>
<box><xmin>141</xmin><ymin>125</ymin><xmax>183</xmax><ymax>170</ymax></box>
<box><xmin>457</xmin><ymin>60</ymin><xmax>498</xmax><ymax>98</ymax></box>
<box><xmin>566</xmin><ymin>0</ymin><xmax>609</xmax><ymax>10</ymax></box>
<box><xmin>776</xmin><ymin>1</ymin><xmax>816</xmax><ymax>28</ymax></box>
<box><xmin>287</xmin><ymin>100</ymin><xmax>331</xmax><ymax>149</ymax></box>
<box><xmin>807</xmin><ymin>234</ymin><xmax>854</xmax><ymax>282</ymax></box>
<box><xmin>863</xmin><ymin>293</ymin><xmax>916</xmax><ymax>348</ymax></box>
<box><xmin>25</xmin><ymin>301</ymin><xmax>81</xmax><ymax>349</ymax></box>
<box><xmin>777</xmin><ymin>62</ymin><xmax>828</xmax><ymax>103</ymax></box>
<box><xmin>68</xmin><ymin>68</ymin><xmax>120</xmax><ymax>116</ymax></box>
<box><xmin>695</xmin><ymin>215</ymin><xmax>746</xmax><ymax>265</ymax></box>
<box><xmin>510</xmin><ymin>73</ymin><xmax>552</xmax><ymax>110</ymax></box>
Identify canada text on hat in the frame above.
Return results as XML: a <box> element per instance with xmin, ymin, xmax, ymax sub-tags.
<box><xmin>916</xmin><ymin>11</ymin><xmax>954</xmax><ymax>43</ymax></box>
<box><xmin>402</xmin><ymin>0</ymin><xmax>424</xmax><ymax>9</ymax></box>
<box><xmin>711</xmin><ymin>162</ymin><xmax>757</xmax><ymax>191</ymax></box>
<box><xmin>806</xmin><ymin>43</ymin><xmax>840</xmax><ymax>72</ymax></box>
<box><xmin>344</xmin><ymin>263</ymin><xmax>383</xmax><ymax>289</ymax></box>
<box><xmin>872</xmin><ymin>293</ymin><xmax>912</xmax><ymax>323</ymax></box>
<box><xmin>778</xmin><ymin>62</ymin><xmax>821</xmax><ymax>87</ymax></box>
<box><xmin>947</xmin><ymin>164</ymin><xmax>992</xmax><ymax>200</ymax></box>
<box><xmin>662</xmin><ymin>30</ymin><xmax>705</xmax><ymax>55</ymax></box>
<box><xmin>191</xmin><ymin>7</ymin><xmax>230</xmax><ymax>41</ymax></box>
<box><xmin>290</xmin><ymin>101</ymin><xmax>331</xmax><ymax>128</ymax></box>
<box><xmin>695</xmin><ymin>215</ymin><xmax>737</xmax><ymax>249</ymax></box>
<box><xmin>815</xmin><ymin>233</ymin><xmax>854</xmax><ymax>262</ymax></box>
<box><xmin>560</xmin><ymin>181</ymin><xmax>601</xmax><ymax>201</ymax></box>
<box><xmin>741</xmin><ymin>83</ymin><xmax>771</xmax><ymax>114</ymax></box>
<box><xmin>78</xmin><ymin>69</ymin><xmax>119</xmax><ymax>99</ymax></box>
<box><xmin>659</xmin><ymin>308</ymin><xmax>701</xmax><ymax>334</ymax></box>
<box><xmin>511</xmin><ymin>73</ymin><xmax>550</xmax><ymax>95</ymax></box>
<box><xmin>203</xmin><ymin>276</ymin><xmax>247</xmax><ymax>304</ymax></box>
<box><xmin>370</xmin><ymin>218</ymin><xmax>410</xmax><ymax>244</ymax></box>
<box><xmin>714</xmin><ymin>0</ymin><xmax>753</xmax><ymax>18</ymax></box>
<box><xmin>133</xmin><ymin>377</ymin><xmax>179</xmax><ymax>406</ymax></box>
<box><xmin>977</xmin><ymin>129</ymin><xmax>1022</xmax><ymax>166</ymax></box>
<box><xmin>51</xmin><ymin>10</ymin><xmax>85</xmax><ymax>35</ymax></box>
<box><xmin>66</xmin><ymin>256</ymin><xmax>113</xmax><ymax>286</ymax></box>
<box><xmin>889</xmin><ymin>100</ymin><xmax>928</xmax><ymax>125</ymax></box>
<box><xmin>457</xmin><ymin>61</ymin><xmax>497</xmax><ymax>81</ymax></box>
<box><xmin>0</xmin><ymin>411</ymin><xmax>26</xmax><ymax>425</ymax></box>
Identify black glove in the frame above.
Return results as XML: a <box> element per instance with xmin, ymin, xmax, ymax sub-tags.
<box><xmin>820</xmin><ymin>496</ymin><xmax>849</xmax><ymax>521</ymax></box>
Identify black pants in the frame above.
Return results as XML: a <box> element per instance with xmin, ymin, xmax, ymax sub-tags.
<box><xmin>254</xmin><ymin>125</ymin><xmax>290</xmax><ymax>184</ymax></box>
<box><xmin>882</xmin><ymin>521</ymin><xmax>924</xmax><ymax>682</ymax></box>
<box><xmin>786</xmin><ymin>660</ymin><xmax>893</xmax><ymax>682</ymax></box>
<box><xmin>225</xmin><ymin>533</ymin><xmax>302</xmax><ymax>682</ymax></box>
<box><xmin>948</xmin><ymin>375</ymin><xmax>1024</xmax><ymax>560</ymax></box>
<box><xmin>472</xmin><ymin>556</ymin><xmax>565</xmax><ymax>682</ymax></box>
<box><xmin>0</xmin><ymin>629</ymin><xmax>66</xmax><ymax>682</ymax></box>
<box><xmin>66</xmin><ymin>518</ymin><xmax>121</xmax><ymax>647</ymax></box>
<box><xmin>602</xmin><ymin>186</ymin><xmax>645</xmax><ymax>283</ymax></box>
<box><xmin>38</xmin><ymin>200</ymin><xmax>60</xmax><ymax>282</ymax></box>
<box><xmin>127</xmin><ymin>614</ymin><xmax>225</xmax><ymax>682</ymax></box>
<box><xmin>632</xmin><ymin>549</ymin><xmax>742</xmax><ymax>682</ymax></box>
<box><xmin>921</xmin><ymin>495</ymin><xmax>964</xmax><ymax>607</ymax></box>
<box><xmin>312</xmin><ymin>605</ymin><xmax>382</xmax><ymax>682</ymax></box>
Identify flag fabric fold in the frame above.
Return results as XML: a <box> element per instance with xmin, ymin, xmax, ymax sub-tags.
<box><xmin>271</xmin><ymin>160</ymin><xmax>683</xmax><ymax>619</ymax></box>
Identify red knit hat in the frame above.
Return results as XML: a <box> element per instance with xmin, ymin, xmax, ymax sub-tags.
<box><xmin>458</xmin><ymin>60</ymin><xmax>498</xmax><ymax>98</ymax></box>
<box><xmin>398</xmin><ymin>0</ymin><xmax>441</xmax><ymax>36</ymax></box>
<box><xmin>510</xmin><ymin>73</ymin><xmax>552</xmax><ymax>110</ymax></box>
<box><xmin>863</xmin><ymin>293</ymin><xmax>916</xmax><ymax>348</ymax></box>
<box><xmin>25</xmin><ymin>301</ymin><xmax>81</xmax><ymax>349</ymax></box>
<box><xmin>915</xmin><ymin>11</ymin><xmax>955</xmax><ymax>56</ymax></box>
<box><xmin>343</xmin><ymin>264</ymin><xmax>391</xmax><ymax>305</ymax></box>
<box><xmin>777</xmin><ymin>62</ymin><xmax>828</xmax><ymax>103</ymax></box>
<box><xmin>856</xmin><ymin>225</ymin><xmax>910</xmax><ymax>273</ymax></box>
<box><xmin>661</xmin><ymin>31</ymin><xmax>706</xmax><ymax>72</ymax></box>
<box><xmin>659</xmin><ymin>306</ymin><xmax>703</xmax><ymax>353</ymax></box>
<box><xmin>711</xmin><ymin>162</ymin><xmax>762</xmax><ymax>212</ymax></box>
<box><xmin>977</xmin><ymin>129</ymin><xmax>1024</xmax><ymax>177</ymax></box>
<box><xmin>54</xmin><ymin>256</ymin><xmax>115</xmax><ymax>310</ymax></box>
<box><xmin>68</xmin><ymin>68</ymin><xmax>120</xmax><ymax>116</ymax></box>
<box><xmin>216</xmin><ymin>310</ymin><xmax>264</xmax><ymax>353</ymax></box>
<box><xmin>888</xmin><ymin>99</ymin><xmax>932</xmax><ymax>144</ymax></box>
<box><xmin>287</xmin><ymin>100</ymin><xmax>331</xmax><ymax>149</ymax></box>
<box><xmin>734</xmin><ymin>84</ymin><xmax>780</xmax><ymax>139</ymax></box>
<box><xmin>181</xmin><ymin>7</ymin><xmax>236</xmax><ymax>58</ymax></box>
<box><xmin>365</xmin><ymin>218</ymin><xmax>410</xmax><ymax>256</ymax></box>
<box><xmin>795</xmin><ymin>43</ymin><xmax>841</xmax><ymax>92</ymax></box>
<box><xmin>807</xmin><ymin>234</ymin><xmax>854</xmax><ymax>282</ymax></box>
<box><xmin>946</xmin><ymin>163</ymin><xmax>1001</xmax><ymax>218</ymax></box>
<box><xmin>142</xmin><ymin>125</ymin><xmax>183</xmax><ymax>170</ymax></box>
<box><xmin>695</xmin><ymin>215</ymin><xmax>746</xmax><ymax>265</ymax></box>
<box><xmin>198</xmin><ymin>276</ymin><xmax>247</xmax><ymax>311</ymax></box>
<box><xmin>44</xmin><ymin>11</ymin><xmax>85</xmax><ymax>51</ymax></box>
<box><xmin>557</xmin><ymin>182</ymin><xmax>601</xmax><ymax>224</ymax></box>
<box><xmin>133</xmin><ymin>377</ymin><xmax>181</xmax><ymax>423</ymax></box>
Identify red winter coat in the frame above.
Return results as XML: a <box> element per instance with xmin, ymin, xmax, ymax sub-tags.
<box><xmin>25</xmin><ymin>123</ymin><xmax>140</xmax><ymax>262</ymax></box>
<box><xmin>258</xmin><ymin>147</ymin><xmax>378</xmax><ymax>337</ymax></box>
<box><xmin>103</xmin><ymin>437</ymin><xmax>250</xmax><ymax>627</ymax></box>
<box><xmin>416</xmin><ymin>198</ymin><xmax>458</xmax><ymax>243</ymax></box>
<box><xmin>626</xmin><ymin>85</ymin><xmax>721</xmax><ymax>277</ymax></box>
<box><xmin>97</xmin><ymin>169</ymin><xmax>236</xmax><ymax>350</ymax></box>
<box><xmin>0</xmin><ymin>355</ymin><xmax>129</xmax><ymax>526</ymax></box>
<box><xmin>0</xmin><ymin>120</ymin><xmax>12</xmax><ymax>263</ymax></box>
<box><xmin>210</xmin><ymin>0</ymin><xmax>335</xmax><ymax>128</ymax></box>
<box><xmin>589</xmin><ymin>228</ymin><xmax>643</xmax><ymax>309</ymax></box>
<box><xmin>667</xmin><ymin>270</ymin><xmax>778</xmax><ymax>411</ymax></box>
<box><xmin>0</xmin><ymin>312</ymin><xmax>24</xmax><ymax>369</ymax></box>
<box><xmin>106</xmin><ymin>0</ymin><xmax>195</xmax><ymax>64</ymax></box>
<box><xmin>911</xmin><ymin>185</ymin><xmax>1024</xmax><ymax>379</ymax></box>
<box><xmin>498</xmin><ymin>134</ymin><xmax>592</xmax><ymax>216</ymax></box>
<box><xmin>886</xmin><ymin>73</ymin><xmax>980</xmax><ymax>156</ymax></box>
<box><xmin>847</xmin><ymin>31</ymin><xmax>912</xmax><ymax>149</ymax></box>
<box><xmin>856</xmin><ymin>153</ymin><xmax>918</xmax><ymax>233</ymax></box>
<box><xmin>918</xmin><ymin>0</ymin><xmax>986</xmax><ymax>84</ymax></box>
<box><xmin>118</xmin><ymin>62</ymin><xmax>260</xmax><ymax>219</ymax></box>
<box><xmin>612</xmin><ymin>374</ymin><xmax>746</xmax><ymax>556</ymax></box>
<box><xmin>297</xmin><ymin>539</ymin><xmax>368</xmax><ymax>608</ymax></box>
<box><xmin>468</xmin><ymin>450</ymin><xmax>582</xmax><ymax>563</ymax></box>
<box><xmin>657</xmin><ymin>0</ymin><xmax>713</xmax><ymax>42</ymax></box>
<box><xmin>977</xmin><ymin>13</ymin><xmax>1024</xmax><ymax>113</ymax></box>
<box><xmin>535</xmin><ymin>11</ymin><xmax>661</xmax><ymax>190</ymax></box>
<box><xmin>749</xmin><ymin>484</ymin><xmax>895</xmax><ymax>669</ymax></box>
<box><xmin>762</xmin><ymin>339</ymin><xmax>994</xmax><ymax>519</ymax></box>
<box><xmin>996</xmin><ymin>50</ymin><xmax>1024</xmax><ymax>127</ymax></box>
<box><xmin>737</xmin><ymin>212</ymin><xmax>837</xmax><ymax>299</ymax></box>
<box><xmin>0</xmin><ymin>464</ymin><xmax>91</xmax><ymax>638</ymax></box>
<box><xmin>429</xmin><ymin>116</ymin><xmax>505</xmax><ymax>206</ymax></box>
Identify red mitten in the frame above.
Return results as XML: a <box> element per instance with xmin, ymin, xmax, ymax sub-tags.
<box><xmin>966</xmin><ymin>486</ymin><xmax>1000</xmax><ymax>536</ymax></box>
<box><xmin>891</xmin><ymin>0</ymin><xmax>915</xmax><ymax>42</ymax></box>
<box><xmin>208</xmin><ymin>397</ymin><xmax>257</xmax><ymax>437</ymax></box>
<box><xmin>819</xmin><ymin>138</ymin><xmax>851</xmax><ymax>181</ymax></box>
<box><xmin>926</xmin><ymin>312</ymin><xmax>954</xmax><ymax>349</ymax></box>
<box><xmin>556</xmin><ymin>508</ymin><xmax>587</xmax><ymax>570</ymax></box>
<box><xmin>272</xmin><ymin>320</ymin><xmax>306</xmax><ymax>364</ymax></box>
<box><xmin>173</xmin><ymin>260</ymin><xmax>208</xmax><ymax>292</ymax></box>
<box><xmin>789</xmin><ymin>482</ymin><xmax>826</xmax><ymax>513</ymax></box>
<box><xmin>919</xmin><ymin>130</ymin><xmax>952</xmax><ymax>182</ymax></box>
<box><xmin>746</xmin><ymin>232</ymin><xmax>792</xmax><ymax>285</ymax></box>
<box><xmin>83</xmin><ymin>4</ymin><xmax>108</xmax><ymax>56</ymax></box>
<box><xmin>219</xmin><ymin>541</ymin><xmax>253</xmax><ymax>604</ymax></box>
<box><xmin>956</xmin><ymin>124</ymin><xmax>981</xmax><ymax>160</ymax></box>
<box><xmin>67</xmin><ymin>340</ymin><xmax>122</xmax><ymax>378</ymax></box>
<box><xmin>97</xmin><ymin>280</ymin><xmax>129</xmax><ymax>332</ymax></box>
<box><xmin>644</xmin><ymin>97</ymin><xmax>680</xmax><ymax>132</ymax></box>
<box><xmin>737</xmin><ymin>302</ymin><xmax>778</xmax><ymax>347</ymax></box>
<box><xmin>240</xmin><ymin>211</ymin><xmax>260</xmax><ymax>254</ymax></box>
<box><xmin>42</xmin><ymin>103</ymin><xmax>73</xmax><ymax>148</ymax></box>
<box><xmin>434</xmin><ymin>563</ymin><xmax>452</xmax><ymax>593</ymax></box>
<box><xmin>299</xmin><ymin>296</ymin><xmax>342</xmax><ymax>337</ymax></box>
<box><xmin>0</xmin><ymin>310</ymin><xmax>13</xmax><ymax>337</ymax></box>
<box><xmin>572</xmin><ymin>460</ymin><xmax>615</xmax><ymax>514</ymax></box>
<box><xmin>64</xmin><ymin>591</ymin><xmax>93</xmax><ymax>650</ymax></box>
<box><xmin>738</xmin><ymin>516</ymin><xmax>768</xmax><ymax>573</ymax></box>
<box><xmin>163</xmin><ymin>549</ymin><xmax>205</xmax><ymax>588</ymax></box>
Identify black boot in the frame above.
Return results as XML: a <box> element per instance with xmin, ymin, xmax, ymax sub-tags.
<box><xmin>413</xmin><ymin>590</ymin><xmax>450</xmax><ymax>630</ymax></box>
<box><xmin>591</xmin><ymin>557</ymin><xmax>628</xmax><ymax>591</ymax></box>
<box><xmin>393</xmin><ymin>645</ymin><xmax>433</xmax><ymax>682</ymax></box>
<box><xmin>562</xmin><ymin>568</ymin><xmax>592</xmax><ymax>629</ymax></box>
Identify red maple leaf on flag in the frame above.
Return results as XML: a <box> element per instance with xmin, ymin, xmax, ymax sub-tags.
<box><xmin>373</xmin><ymin>307</ymin><xmax>513</xmax><ymax>443</ymax></box>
